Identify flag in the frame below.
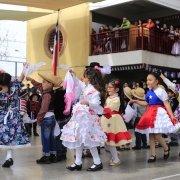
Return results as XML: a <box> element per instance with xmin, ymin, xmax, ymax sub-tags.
<box><xmin>52</xmin><ymin>19</ymin><xmax>59</xmax><ymax>75</ymax></box>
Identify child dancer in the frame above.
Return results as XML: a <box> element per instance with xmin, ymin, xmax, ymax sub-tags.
<box><xmin>129</xmin><ymin>72</ymin><xmax>180</xmax><ymax>163</ymax></box>
<box><xmin>101</xmin><ymin>79</ymin><xmax>132</xmax><ymax>166</ymax></box>
<box><xmin>132</xmin><ymin>88</ymin><xmax>148</xmax><ymax>150</ymax></box>
<box><xmin>61</xmin><ymin>68</ymin><xmax>107</xmax><ymax>171</ymax></box>
<box><xmin>26</xmin><ymin>72</ymin><xmax>62</xmax><ymax>164</ymax></box>
<box><xmin>18</xmin><ymin>89</ymin><xmax>30</xmax><ymax>135</ymax></box>
<box><xmin>27</xmin><ymin>93</ymin><xmax>40</xmax><ymax>136</ymax></box>
<box><xmin>0</xmin><ymin>68</ymin><xmax>30</xmax><ymax>168</ymax></box>
<box><xmin>119</xmin><ymin>87</ymin><xmax>132</xmax><ymax>151</ymax></box>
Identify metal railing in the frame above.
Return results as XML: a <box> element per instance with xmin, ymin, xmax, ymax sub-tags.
<box><xmin>90</xmin><ymin>26</ymin><xmax>176</xmax><ymax>56</ymax></box>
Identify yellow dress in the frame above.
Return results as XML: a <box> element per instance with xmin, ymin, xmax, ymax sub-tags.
<box><xmin>101</xmin><ymin>95</ymin><xmax>132</xmax><ymax>146</ymax></box>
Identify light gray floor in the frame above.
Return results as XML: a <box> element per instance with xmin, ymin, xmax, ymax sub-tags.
<box><xmin>0</xmin><ymin>129</ymin><xmax>180</xmax><ymax>180</ymax></box>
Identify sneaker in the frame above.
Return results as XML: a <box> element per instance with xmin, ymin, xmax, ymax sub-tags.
<box><xmin>36</xmin><ymin>156</ymin><xmax>51</xmax><ymax>164</ymax></box>
<box><xmin>50</xmin><ymin>154</ymin><xmax>57</xmax><ymax>163</ymax></box>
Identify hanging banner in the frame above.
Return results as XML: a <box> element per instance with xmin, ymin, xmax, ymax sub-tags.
<box><xmin>111</xmin><ymin>63</ymin><xmax>180</xmax><ymax>78</ymax></box>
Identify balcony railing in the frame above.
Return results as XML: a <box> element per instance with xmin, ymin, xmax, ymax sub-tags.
<box><xmin>90</xmin><ymin>26</ymin><xmax>177</xmax><ymax>56</ymax></box>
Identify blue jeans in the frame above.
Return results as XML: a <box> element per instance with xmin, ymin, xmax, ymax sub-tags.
<box><xmin>56</xmin><ymin>117</ymin><xmax>70</xmax><ymax>156</ymax></box>
<box><xmin>41</xmin><ymin>116</ymin><xmax>56</xmax><ymax>156</ymax></box>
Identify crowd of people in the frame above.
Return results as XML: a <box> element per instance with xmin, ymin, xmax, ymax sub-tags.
<box><xmin>92</xmin><ymin>17</ymin><xmax>180</xmax><ymax>56</ymax></box>
<box><xmin>1</xmin><ymin>62</ymin><xmax>180</xmax><ymax>172</ymax></box>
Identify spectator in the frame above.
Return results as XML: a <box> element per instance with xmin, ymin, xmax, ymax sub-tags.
<box><xmin>104</xmin><ymin>25</ymin><xmax>111</xmax><ymax>32</ymax></box>
<box><xmin>92</xmin><ymin>45</ymin><xmax>98</xmax><ymax>55</ymax></box>
<box><xmin>137</xmin><ymin>20</ymin><xmax>143</xmax><ymax>27</ymax></box>
<box><xmin>168</xmin><ymin>25</ymin><xmax>175</xmax><ymax>40</ymax></box>
<box><xmin>123</xmin><ymin>82</ymin><xmax>129</xmax><ymax>87</ymax></box>
<box><xmin>120</xmin><ymin>17</ymin><xmax>131</xmax><ymax>50</ymax></box>
<box><xmin>96</xmin><ymin>44</ymin><xmax>102</xmax><ymax>55</ymax></box>
<box><xmin>142</xmin><ymin>18</ymin><xmax>155</xmax><ymax>28</ymax></box>
<box><xmin>113</xmin><ymin>23</ymin><xmax>120</xmax><ymax>38</ymax></box>
<box><xmin>134</xmin><ymin>21</ymin><xmax>138</xmax><ymax>26</ymax></box>
<box><xmin>99</xmin><ymin>26</ymin><xmax>105</xmax><ymax>33</ymax></box>
<box><xmin>104</xmin><ymin>32</ymin><xmax>112</xmax><ymax>53</ymax></box>
<box><xmin>154</xmin><ymin>19</ymin><xmax>161</xmax><ymax>30</ymax></box>
<box><xmin>25</xmin><ymin>83</ymin><xmax>31</xmax><ymax>93</ymax></box>
<box><xmin>92</xmin><ymin>28</ymin><xmax>96</xmax><ymax>34</ymax></box>
<box><xmin>143</xmin><ymin>18</ymin><xmax>155</xmax><ymax>51</ymax></box>
<box><xmin>120</xmin><ymin>17</ymin><xmax>131</xmax><ymax>29</ymax></box>
<box><xmin>161</xmin><ymin>24</ymin><xmax>169</xmax><ymax>53</ymax></box>
<box><xmin>174</xmin><ymin>28</ymin><xmax>179</xmax><ymax>37</ymax></box>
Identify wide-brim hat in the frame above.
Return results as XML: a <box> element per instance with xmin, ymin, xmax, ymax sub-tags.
<box><xmin>158</xmin><ymin>84</ymin><xmax>165</xmax><ymax>90</ymax></box>
<box><xmin>85</xmin><ymin>62</ymin><xmax>102</xmax><ymax>68</ymax></box>
<box><xmin>168</xmin><ymin>87</ymin><xmax>176</xmax><ymax>94</ymax></box>
<box><xmin>29</xmin><ymin>93</ymin><xmax>40</xmax><ymax>101</ymax></box>
<box><xmin>132</xmin><ymin>88</ymin><xmax>145</xmax><ymax>100</ymax></box>
<box><xmin>124</xmin><ymin>87</ymin><xmax>132</xmax><ymax>100</ymax></box>
<box><xmin>19</xmin><ymin>90</ymin><xmax>29</xmax><ymax>98</ymax></box>
<box><xmin>38</xmin><ymin>72</ymin><xmax>63</xmax><ymax>87</ymax></box>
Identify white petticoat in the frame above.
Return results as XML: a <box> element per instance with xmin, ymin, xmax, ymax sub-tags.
<box><xmin>60</xmin><ymin>103</ymin><xmax>107</xmax><ymax>149</ymax></box>
<box><xmin>135</xmin><ymin>107</ymin><xmax>180</xmax><ymax>135</ymax></box>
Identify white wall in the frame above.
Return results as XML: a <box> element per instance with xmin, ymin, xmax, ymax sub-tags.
<box><xmin>88</xmin><ymin>50</ymin><xmax>180</xmax><ymax>69</ymax></box>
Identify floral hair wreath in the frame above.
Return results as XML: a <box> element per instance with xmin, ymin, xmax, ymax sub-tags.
<box><xmin>94</xmin><ymin>66</ymin><xmax>101</xmax><ymax>72</ymax></box>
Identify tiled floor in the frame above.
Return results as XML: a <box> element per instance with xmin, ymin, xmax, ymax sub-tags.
<box><xmin>0</xmin><ymin>129</ymin><xmax>180</xmax><ymax>180</ymax></box>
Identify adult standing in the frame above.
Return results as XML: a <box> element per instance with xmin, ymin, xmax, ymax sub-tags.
<box><xmin>120</xmin><ymin>17</ymin><xmax>131</xmax><ymax>50</ymax></box>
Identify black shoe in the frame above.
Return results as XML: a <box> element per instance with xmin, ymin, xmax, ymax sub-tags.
<box><xmin>61</xmin><ymin>155</ymin><xmax>67</xmax><ymax>160</ymax></box>
<box><xmin>34</xmin><ymin>132</ymin><xmax>39</xmax><ymax>136</ymax></box>
<box><xmin>148</xmin><ymin>155</ymin><xmax>156</xmax><ymax>163</ymax></box>
<box><xmin>28</xmin><ymin>133</ymin><xmax>32</xmax><ymax>137</ymax></box>
<box><xmin>141</xmin><ymin>145</ymin><xmax>149</xmax><ymax>149</ymax></box>
<box><xmin>164</xmin><ymin>146</ymin><xmax>170</xmax><ymax>160</ymax></box>
<box><xmin>2</xmin><ymin>158</ymin><xmax>13</xmax><ymax>168</ymax></box>
<box><xmin>87</xmin><ymin>163</ymin><xmax>103</xmax><ymax>171</ymax></box>
<box><xmin>132</xmin><ymin>146</ymin><xmax>141</xmax><ymax>150</ymax></box>
<box><xmin>169</xmin><ymin>142</ymin><xmax>179</xmax><ymax>146</ymax></box>
<box><xmin>57</xmin><ymin>155</ymin><xmax>67</xmax><ymax>161</ymax></box>
<box><xmin>36</xmin><ymin>156</ymin><xmax>51</xmax><ymax>164</ymax></box>
<box><xmin>50</xmin><ymin>154</ymin><xmax>57</xmax><ymax>163</ymax></box>
<box><xmin>66</xmin><ymin>164</ymin><xmax>82</xmax><ymax>171</ymax></box>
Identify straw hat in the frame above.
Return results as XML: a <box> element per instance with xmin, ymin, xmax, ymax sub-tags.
<box><xmin>168</xmin><ymin>87</ymin><xmax>176</xmax><ymax>94</ymax></box>
<box><xmin>158</xmin><ymin>84</ymin><xmax>165</xmax><ymax>90</ymax></box>
<box><xmin>38</xmin><ymin>72</ymin><xmax>63</xmax><ymax>87</ymax></box>
<box><xmin>132</xmin><ymin>88</ymin><xmax>145</xmax><ymax>100</ymax></box>
<box><xmin>124</xmin><ymin>87</ymin><xmax>132</xmax><ymax>100</ymax></box>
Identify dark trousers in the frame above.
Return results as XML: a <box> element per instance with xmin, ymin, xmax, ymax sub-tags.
<box><xmin>27</xmin><ymin>122</ymin><xmax>37</xmax><ymax>134</ymax></box>
<box><xmin>41</xmin><ymin>116</ymin><xmax>56</xmax><ymax>156</ymax></box>
<box><xmin>134</xmin><ymin>117</ymin><xmax>147</xmax><ymax>147</ymax></box>
<box><xmin>56</xmin><ymin>118</ymin><xmax>70</xmax><ymax>156</ymax></box>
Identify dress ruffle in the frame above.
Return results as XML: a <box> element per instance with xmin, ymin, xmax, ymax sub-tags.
<box><xmin>135</xmin><ymin>106</ymin><xmax>180</xmax><ymax>135</ymax></box>
<box><xmin>61</xmin><ymin>103</ymin><xmax>107</xmax><ymax>149</ymax></box>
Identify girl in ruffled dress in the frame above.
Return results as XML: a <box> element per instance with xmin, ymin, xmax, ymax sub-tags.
<box><xmin>0</xmin><ymin>67</ymin><xmax>30</xmax><ymax>168</ymax></box>
<box><xmin>129</xmin><ymin>72</ymin><xmax>180</xmax><ymax>163</ymax></box>
<box><xmin>61</xmin><ymin>68</ymin><xmax>107</xmax><ymax>171</ymax></box>
<box><xmin>101</xmin><ymin>79</ymin><xmax>132</xmax><ymax>166</ymax></box>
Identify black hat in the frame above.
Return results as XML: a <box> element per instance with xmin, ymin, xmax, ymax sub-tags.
<box><xmin>18</xmin><ymin>90</ymin><xmax>29</xmax><ymax>98</ymax></box>
<box><xmin>29</xmin><ymin>93</ymin><xmax>40</xmax><ymax>101</ymax></box>
<box><xmin>85</xmin><ymin>62</ymin><xmax>102</xmax><ymax>68</ymax></box>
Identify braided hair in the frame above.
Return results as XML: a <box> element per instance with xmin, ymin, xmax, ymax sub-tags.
<box><xmin>84</xmin><ymin>68</ymin><xmax>106</xmax><ymax>106</ymax></box>
<box><xmin>108</xmin><ymin>78</ymin><xmax>125</xmax><ymax>114</ymax></box>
